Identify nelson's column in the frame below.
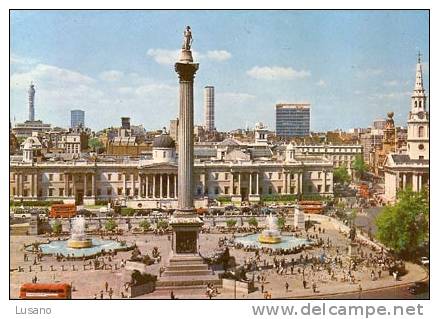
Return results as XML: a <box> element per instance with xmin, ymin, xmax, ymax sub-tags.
<box><xmin>158</xmin><ymin>26</ymin><xmax>220</xmax><ymax>289</ymax></box>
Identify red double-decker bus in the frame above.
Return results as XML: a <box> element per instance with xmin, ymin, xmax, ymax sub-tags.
<box><xmin>19</xmin><ymin>283</ymin><xmax>72</xmax><ymax>299</ymax></box>
<box><xmin>49</xmin><ymin>204</ymin><xmax>76</xmax><ymax>218</ymax></box>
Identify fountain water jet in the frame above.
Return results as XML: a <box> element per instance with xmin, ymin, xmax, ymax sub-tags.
<box><xmin>67</xmin><ymin>216</ymin><xmax>92</xmax><ymax>248</ymax></box>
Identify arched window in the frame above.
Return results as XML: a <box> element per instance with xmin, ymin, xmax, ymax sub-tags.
<box><xmin>419</xmin><ymin>100</ymin><xmax>422</xmax><ymax>108</ymax></box>
<box><xmin>419</xmin><ymin>126</ymin><xmax>424</xmax><ymax>138</ymax></box>
<box><xmin>414</xmin><ymin>101</ymin><xmax>417</xmax><ymax>108</ymax></box>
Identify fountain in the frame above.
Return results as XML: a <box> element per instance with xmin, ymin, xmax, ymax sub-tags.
<box><xmin>258</xmin><ymin>214</ymin><xmax>282</xmax><ymax>244</ymax></box>
<box><xmin>67</xmin><ymin>216</ymin><xmax>92</xmax><ymax>248</ymax></box>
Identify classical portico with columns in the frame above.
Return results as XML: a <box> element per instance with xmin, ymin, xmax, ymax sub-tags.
<box><xmin>384</xmin><ymin>53</ymin><xmax>429</xmax><ymax>202</ymax></box>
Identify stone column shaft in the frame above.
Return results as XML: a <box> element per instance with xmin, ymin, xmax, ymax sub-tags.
<box><xmin>91</xmin><ymin>174</ymin><xmax>95</xmax><ymax>197</ymax></box>
<box><xmin>176</xmin><ymin>62</ymin><xmax>198</xmax><ymax>210</ymax></box>
<box><xmin>249</xmin><ymin>173</ymin><xmax>253</xmax><ymax>195</ymax></box>
<box><xmin>152</xmin><ymin>174</ymin><xmax>156</xmax><ymax>198</ymax></box>
<box><xmin>256</xmin><ymin>173</ymin><xmax>259</xmax><ymax>195</ymax></box>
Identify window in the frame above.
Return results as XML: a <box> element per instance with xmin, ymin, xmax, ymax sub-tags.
<box><xmin>126</xmin><ymin>188</ymin><xmax>131</xmax><ymax>196</ymax></box>
<box><xmin>163</xmin><ymin>151</ymin><xmax>166</xmax><ymax>158</ymax></box>
<box><xmin>107</xmin><ymin>174</ymin><xmax>112</xmax><ymax>181</ymax></box>
<box><xmin>268</xmin><ymin>187</ymin><xmax>273</xmax><ymax>194</ymax></box>
<box><xmin>214</xmin><ymin>187</ymin><xmax>219</xmax><ymax>195</ymax></box>
<box><xmin>278</xmin><ymin>173</ymin><xmax>282</xmax><ymax>179</ymax></box>
<box><xmin>117</xmin><ymin>188</ymin><xmax>123</xmax><ymax>195</ymax></box>
<box><xmin>23</xmin><ymin>189</ymin><xmax>28</xmax><ymax>197</ymax></box>
<box><xmin>224</xmin><ymin>186</ymin><xmax>229</xmax><ymax>194</ymax></box>
<box><xmin>118</xmin><ymin>174</ymin><xmax>122</xmax><ymax>181</ymax></box>
<box><xmin>419</xmin><ymin>126</ymin><xmax>424</xmax><ymax>138</ymax></box>
<box><xmin>134</xmin><ymin>188</ymin><xmax>138</xmax><ymax>196</ymax></box>
<box><xmin>418</xmin><ymin>144</ymin><xmax>424</xmax><ymax>150</ymax></box>
<box><xmin>107</xmin><ymin>187</ymin><xmax>112</xmax><ymax>195</ymax></box>
<box><xmin>59</xmin><ymin>174</ymin><xmax>64</xmax><ymax>181</ymax></box>
<box><xmin>317</xmin><ymin>185</ymin><xmax>322</xmax><ymax>192</ymax></box>
<box><xmin>277</xmin><ymin>186</ymin><xmax>282</xmax><ymax>193</ymax></box>
<box><xmin>415</xmin><ymin>101</ymin><xmax>418</xmax><ymax>108</ymax></box>
<box><xmin>225</xmin><ymin>173</ymin><xmax>229</xmax><ymax>180</ymax></box>
<box><xmin>214</xmin><ymin>173</ymin><xmax>219</xmax><ymax>180</ymax></box>
<box><xmin>325</xmin><ymin>185</ymin><xmax>330</xmax><ymax>192</ymax></box>
<box><xmin>268</xmin><ymin>173</ymin><xmax>272</xmax><ymax>180</ymax></box>
<box><xmin>59</xmin><ymin>188</ymin><xmax>64</xmax><ymax>196</ymax></box>
<box><xmin>419</xmin><ymin>100</ymin><xmax>422</xmax><ymax>108</ymax></box>
<box><xmin>419</xmin><ymin>156</ymin><xmax>424</xmax><ymax>160</ymax></box>
<box><xmin>48</xmin><ymin>189</ymin><xmax>53</xmax><ymax>197</ymax></box>
<box><xmin>49</xmin><ymin>174</ymin><xmax>53</xmax><ymax>181</ymax></box>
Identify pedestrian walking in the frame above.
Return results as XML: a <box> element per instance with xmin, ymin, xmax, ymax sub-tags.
<box><xmin>105</xmin><ymin>281</ymin><xmax>109</xmax><ymax>292</ymax></box>
<box><xmin>285</xmin><ymin>282</ymin><xmax>289</xmax><ymax>292</ymax></box>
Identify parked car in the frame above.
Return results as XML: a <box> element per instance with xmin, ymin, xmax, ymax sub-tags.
<box><xmin>408</xmin><ymin>281</ymin><xmax>428</xmax><ymax>295</ymax></box>
<box><xmin>420</xmin><ymin>257</ymin><xmax>429</xmax><ymax>266</ymax></box>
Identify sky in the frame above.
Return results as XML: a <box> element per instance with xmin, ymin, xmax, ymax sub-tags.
<box><xmin>10</xmin><ymin>10</ymin><xmax>429</xmax><ymax>132</ymax></box>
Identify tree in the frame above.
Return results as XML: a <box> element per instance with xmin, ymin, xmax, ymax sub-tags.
<box><xmin>226</xmin><ymin>219</ymin><xmax>237</xmax><ymax>228</ymax></box>
<box><xmin>88</xmin><ymin>137</ymin><xmax>104</xmax><ymax>153</ymax></box>
<box><xmin>51</xmin><ymin>219</ymin><xmax>62</xmax><ymax>234</ymax></box>
<box><xmin>156</xmin><ymin>219</ymin><xmax>168</xmax><ymax>229</ymax></box>
<box><xmin>248</xmin><ymin>217</ymin><xmax>258</xmax><ymax>228</ymax></box>
<box><xmin>352</xmin><ymin>155</ymin><xmax>368</xmax><ymax>180</ymax></box>
<box><xmin>333</xmin><ymin>165</ymin><xmax>351</xmax><ymax>185</ymax></box>
<box><xmin>105</xmin><ymin>218</ymin><xmax>118</xmax><ymax>232</ymax></box>
<box><xmin>277</xmin><ymin>216</ymin><xmax>286</xmax><ymax>230</ymax></box>
<box><xmin>139</xmin><ymin>219</ymin><xmax>151</xmax><ymax>232</ymax></box>
<box><xmin>375</xmin><ymin>189</ymin><xmax>429</xmax><ymax>258</ymax></box>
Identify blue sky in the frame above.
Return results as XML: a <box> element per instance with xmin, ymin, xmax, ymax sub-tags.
<box><xmin>10</xmin><ymin>10</ymin><xmax>429</xmax><ymax>132</ymax></box>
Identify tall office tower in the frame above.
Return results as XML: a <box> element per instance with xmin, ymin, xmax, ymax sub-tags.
<box><xmin>70</xmin><ymin>109</ymin><xmax>85</xmax><ymax>128</ymax></box>
<box><xmin>121</xmin><ymin>117</ymin><xmax>131</xmax><ymax>129</ymax></box>
<box><xmin>28</xmin><ymin>82</ymin><xmax>35</xmax><ymax>121</ymax></box>
<box><xmin>204</xmin><ymin>86</ymin><xmax>215</xmax><ymax>132</ymax></box>
<box><xmin>275</xmin><ymin>103</ymin><xmax>311</xmax><ymax>137</ymax></box>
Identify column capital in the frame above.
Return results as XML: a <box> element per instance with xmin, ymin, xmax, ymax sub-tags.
<box><xmin>175</xmin><ymin>62</ymin><xmax>199</xmax><ymax>81</ymax></box>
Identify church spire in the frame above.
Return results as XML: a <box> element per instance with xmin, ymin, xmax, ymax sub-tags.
<box><xmin>414</xmin><ymin>51</ymin><xmax>424</xmax><ymax>92</ymax></box>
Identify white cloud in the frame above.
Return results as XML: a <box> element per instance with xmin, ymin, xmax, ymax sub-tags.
<box><xmin>10</xmin><ymin>63</ymin><xmax>95</xmax><ymax>90</ymax></box>
<box><xmin>316</xmin><ymin>79</ymin><xmax>326</xmax><ymax>87</ymax></box>
<box><xmin>370</xmin><ymin>91</ymin><xmax>411</xmax><ymax>100</ymax></box>
<box><xmin>10</xmin><ymin>54</ymin><xmax>38</xmax><ymax>66</ymax></box>
<box><xmin>147</xmin><ymin>48</ymin><xmax>231</xmax><ymax>65</ymax></box>
<box><xmin>206</xmin><ymin>50</ymin><xmax>232</xmax><ymax>61</ymax></box>
<box><xmin>99</xmin><ymin>70</ymin><xmax>124</xmax><ymax>82</ymax></box>
<box><xmin>147</xmin><ymin>49</ymin><xmax>180</xmax><ymax>65</ymax></box>
<box><xmin>247</xmin><ymin>66</ymin><xmax>311</xmax><ymax>80</ymax></box>
<box><xmin>217</xmin><ymin>92</ymin><xmax>256</xmax><ymax>103</ymax></box>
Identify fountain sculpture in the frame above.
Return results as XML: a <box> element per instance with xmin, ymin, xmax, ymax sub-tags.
<box><xmin>258</xmin><ymin>214</ymin><xmax>282</xmax><ymax>244</ymax></box>
<box><xmin>67</xmin><ymin>216</ymin><xmax>92</xmax><ymax>248</ymax></box>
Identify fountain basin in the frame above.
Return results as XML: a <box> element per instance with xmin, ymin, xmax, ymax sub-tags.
<box><xmin>32</xmin><ymin>239</ymin><xmax>126</xmax><ymax>257</ymax></box>
<box><xmin>258</xmin><ymin>230</ymin><xmax>282</xmax><ymax>244</ymax></box>
<box><xmin>67</xmin><ymin>238</ymin><xmax>93</xmax><ymax>248</ymax></box>
<box><xmin>235</xmin><ymin>234</ymin><xmax>311</xmax><ymax>250</ymax></box>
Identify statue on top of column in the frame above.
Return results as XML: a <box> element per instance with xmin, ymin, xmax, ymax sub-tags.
<box><xmin>182</xmin><ymin>26</ymin><xmax>193</xmax><ymax>51</ymax></box>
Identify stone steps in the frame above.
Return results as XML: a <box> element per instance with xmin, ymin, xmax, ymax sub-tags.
<box><xmin>166</xmin><ymin>264</ymin><xmax>209</xmax><ymax>271</ymax></box>
<box><xmin>162</xmin><ymin>269</ymin><xmax>213</xmax><ymax>277</ymax></box>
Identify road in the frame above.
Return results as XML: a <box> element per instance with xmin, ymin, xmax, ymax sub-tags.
<box><xmin>313</xmin><ymin>281</ymin><xmax>429</xmax><ymax>299</ymax></box>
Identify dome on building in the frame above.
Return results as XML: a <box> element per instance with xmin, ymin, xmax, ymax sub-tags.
<box><xmin>152</xmin><ymin>134</ymin><xmax>175</xmax><ymax>148</ymax></box>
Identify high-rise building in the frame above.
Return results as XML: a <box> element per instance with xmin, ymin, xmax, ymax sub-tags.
<box><xmin>28</xmin><ymin>82</ymin><xmax>35</xmax><ymax>121</ymax></box>
<box><xmin>275</xmin><ymin>103</ymin><xmax>310</xmax><ymax>137</ymax></box>
<box><xmin>373</xmin><ymin>118</ymin><xmax>386</xmax><ymax>130</ymax></box>
<box><xmin>204</xmin><ymin>86</ymin><xmax>215</xmax><ymax>132</ymax></box>
<box><xmin>70</xmin><ymin>109</ymin><xmax>85</xmax><ymax>128</ymax></box>
<box><xmin>121</xmin><ymin>117</ymin><xmax>131</xmax><ymax>130</ymax></box>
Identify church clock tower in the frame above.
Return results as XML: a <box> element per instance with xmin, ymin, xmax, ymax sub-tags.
<box><xmin>407</xmin><ymin>53</ymin><xmax>429</xmax><ymax>160</ymax></box>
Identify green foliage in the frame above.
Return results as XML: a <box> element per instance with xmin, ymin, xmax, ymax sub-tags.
<box><xmin>88</xmin><ymin>137</ymin><xmax>104</xmax><ymax>152</ymax></box>
<box><xmin>352</xmin><ymin>155</ymin><xmax>368</xmax><ymax>178</ymax></box>
<box><xmin>216</xmin><ymin>196</ymin><xmax>232</xmax><ymax>203</ymax></box>
<box><xmin>10</xmin><ymin>200</ymin><xmax>63</xmax><ymax>207</ymax></box>
<box><xmin>261</xmin><ymin>194</ymin><xmax>297</xmax><ymax>202</ymax></box>
<box><xmin>226</xmin><ymin>219</ymin><xmax>237</xmax><ymax>228</ymax></box>
<box><xmin>139</xmin><ymin>219</ymin><xmax>151</xmax><ymax>232</ymax></box>
<box><xmin>375</xmin><ymin>189</ymin><xmax>429</xmax><ymax>257</ymax></box>
<box><xmin>248</xmin><ymin>217</ymin><xmax>258</xmax><ymax>228</ymax></box>
<box><xmin>277</xmin><ymin>216</ymin><xmax>286</xmax><ymax>229</ymax></box>
<box><xmin>333</xmin><ymin>165</ymin><xmax>351</xmax><ymax>185</ymax></box>
<box><xmin>156</xmin><ymin>219</ymin><xmax>168</xmax><ymax>229</ymax></box>
<box><xmin>104</xmin><ymin>218</ymin><xmax>118</xmax><ymax>232</ymax></box>
<box><xmin>121</xmin><ymin>207</ymin><xmax>135</xmax><ymax>216</ymax></box>
<box><xmin>51</xmin><ymin>219</ymin><xmax>62</xmax><ymax>234</ymax></box>
<box><xmin>95</xmin><ymin>200</ymin><xmax>109</xmax><ymax>206</ymax></box>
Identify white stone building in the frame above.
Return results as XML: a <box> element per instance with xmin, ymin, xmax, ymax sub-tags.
<box><xmin>384</xmin><ymin>54</ymin><xmax>429</xmax><ymax>202</ymax></box>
